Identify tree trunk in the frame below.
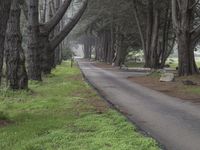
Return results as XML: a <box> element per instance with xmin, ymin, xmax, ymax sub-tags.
<box><xmin>5</xmin><ymin>0</ymin><xmax>28</xmax><ymax>90</ymax></box>
<box><xmin>109</xmin><ymin>22</ymin><xmax>115</xmax><ymax>64</ymax></box>
<box><xmin>144</xmin><ymin>0</ymin><xmax>153</xmax><ymax>68</ymax></box>
<box><xmin>160</xmin><ymin>5</ymin><xmax>174</xmax><ymax>68</ymax></box>
<box><xmin>27</xmin><ymin>0</ymin><xmax>42</xmax><ymax>81</ymax></box>
<box><xmin>114</xmin><ymin>26</ymin><xmax>125</xmax><ymax>66</ymax></box>
<box><xmin>40</xmin><ymin>35</ymin><xmax>52</xmax><ymax>74</ymax></box>
<box><xmin>83</xmin><ymin>38</ymin><xmax>90</xmax><ymax>59</ymax></box>
<box><xmin>106</xmin><ymin>30</ymin><xmax>112</xmax><ymax>63</ymax></box>
<box><xmin>172</xmin><ymin>0</ymin><xmax>198</xmax><ymax>76</ymax></box>
<box><xmin>177</xmin><ymin>33</ymin><xmax>198</xmax><ymax>76</ymax></box>
<box><xmin>133</xmin><ymin>0</ymin><xmax>167</xmax><ymax>69</ymax></box>
<box><xmin>150</xmin><ymin>9</ymin><xmax>160</xmax><ymax>68</ymax></box>
<box><xmin>54</xmin><ymin>0</ymin><xmax>62</xmax><ymax>66</ymax></box>
<box><xmin>0</xmin><ymin>0</ymin><xmax>12</xmax><ymax>84</ymax></box>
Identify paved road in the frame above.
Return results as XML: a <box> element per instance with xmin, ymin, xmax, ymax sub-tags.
<box><xmin>77</xmin><ymin>59</ymin><xmax>200</xmax><ymax>150</ymax></box>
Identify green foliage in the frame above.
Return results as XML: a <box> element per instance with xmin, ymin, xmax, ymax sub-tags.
<box><xmin>165</xmin><ymin>58</ymin><xmax>178</xmax><ymax>68</ymax></box>
<box><xmin>0</xmin><ymin>62</ymin><xmax>159</xmax><ymax>150</ymax></box>
<box><xmin>148</xmin><ymin>71</ymin><xmax>162</xmax><ymax>78</ymax></box>
<box><xmin>126</xmin><ymin>62</ymin><xmax>145</xmax><ymax>68</ymax></box>
<box><xmin>62</xmin><ymin>48</ymin><xmax>74</xmax><ymax>60</ymax></box>
<box><xmin>125</xmin><ymin>50</ymin><xmax>145</xmax><ymax>67</ymax></box>
<box><xmin>166</xmin><ymin>57</ymin><xmax>200</xmax><ymax>68</ymax></box>
<box><xmin>185</xmin><ymin>86</ymin><xmax>200</xmax><ymax>94</ymax></box>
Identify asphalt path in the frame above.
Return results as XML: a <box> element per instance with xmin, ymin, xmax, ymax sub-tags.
<box><xmin>77</xmin><ymin>59</ymin><xmax>200</xmax><ymax>150</ymax></box>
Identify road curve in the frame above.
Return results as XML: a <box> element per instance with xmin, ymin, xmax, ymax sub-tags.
<box><xmin>77</xmin><ymin>59</ymin><xmax>200</xmax><ymax>150</ymax></box>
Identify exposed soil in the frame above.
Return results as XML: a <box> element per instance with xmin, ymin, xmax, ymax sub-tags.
<box><xmin>0</xmin><ymin>120</ymin><xmax>13</xmax><ymax>127</ymax></box>
<box><xmin>128</xmin><ymin>75</ymin><xmax>200</xmax><ymax>103</ymax></box>
<box><xmin>93</xmin><ymin>62</ymin><xmax>120</xmax><ymax>72</ymax></box>
<box><xmin>94</xmin><ymin>62</ymin><xmax>112</xmax><ymax>68</ymax></box>
<box><xmin>70</xmin><ymin>72</ymin><xmax>109</xmax><ymax>114</ymax></box>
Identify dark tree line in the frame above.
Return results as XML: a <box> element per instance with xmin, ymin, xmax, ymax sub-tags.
<box><xmin>0</xmin><ymin>0</ymin><xmax>88</xmax><ymax>90</ymax></box>
<box><xmin>1</xmin><ymin>0</ymin><xmax>200</xmax><ymax>91</ymax></box>
<box><xmin>71</xmin><ymin>0</ymin><xmax>200</xmax><ymax>76</ymax></box>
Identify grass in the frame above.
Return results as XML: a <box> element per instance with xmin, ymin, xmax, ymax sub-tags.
<box><xmin>186</xmin><ymin>86</ymin><xmax>200</xmax><ymax>94</ymax></box>
<box><xmin>126</xmin><ymin>62</ymin><xmax>145</xmax><ymax>68</ymax></box>
<box><xmin>0</xmin><ymin>62</ymin><xmax>159</xmax><ymax>150</ymax></box>
<box><xmin>177</xmin><ymin>75</ymin><xmax>200</xmax><ymax>95</ymax></box>
<box><xmin>126</xmin><ymin>57</ymin><xmax>200</xmax><ymax>69</ymax></box>
<box><xmin>147</xmin><ymin>71</ymin><xmax>161</xmax><ymax>78</ymax></box>
<box><xmin>166</xmin><ymin>57</ymin><xmax>200</xmax><ymax>68</ymax></box>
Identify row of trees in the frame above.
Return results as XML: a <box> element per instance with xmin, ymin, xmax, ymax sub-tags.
<box><xmin>0</xmin><ymin>0</ymin><xmax>88</xmax><ymax>90</ymax></box>
<box><xmin>71</xmin><ymin>0</ymin><xmax>200</xmax><ymax>76</ymax></box>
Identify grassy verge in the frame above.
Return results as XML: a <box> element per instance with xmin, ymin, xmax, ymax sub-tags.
<box><xmin>0</xmin><ymin>62</ymin><xmax>159</xmax><ymax>150</ymax></box>
<box><xmin>126</xmin><ymin>62</ymin><xmax>145</xmax><ymax>68</ymax></box>
<box><xmin>166</xmin><ymin>57</ymin><xmax>200</xmax><ymax>69</ymax></box>
<box><xmin>129</xmin><ymin>70</ymin><xmax>200</xmax><ymax>102</ymax></box>
<box><xmin>126</xmin><ymin>57</ymin><xmax>200</xmax><ymax>69</ymax></box>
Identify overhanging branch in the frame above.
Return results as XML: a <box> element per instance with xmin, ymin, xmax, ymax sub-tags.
<box><xmin>49</xmin><ymin>0</ymin><xmax>88</xmax><ymax>50</ymax></box>
<box><xmin>40</xmin><ymin>0</ymin><xmax>72</xmax><ymax>34</ymax></box>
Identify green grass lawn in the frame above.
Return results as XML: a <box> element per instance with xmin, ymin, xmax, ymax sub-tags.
<box><xmin>0</xmin><ymin>62</ymin><xmax>159</xmax><ymax>150</ymax></box>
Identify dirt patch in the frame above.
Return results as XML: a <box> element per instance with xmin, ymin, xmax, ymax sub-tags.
<box><xmin>89</xmin><ymin>98</ymin><xmax>109</xmax><ymax>114</ymax></box>
<box><xmin>128</xmin><ymin>75</ymin><xmax>200</xmax><ymax>103</ymax></box>
<box><xmin>73</xmin><ymin>95</ymin><xmax>109</xmax><ymax>116</ymax></box>
<box><xmin>0</xmin><ymin>120</ymin><xmax>13</xmax><ymax>127</ymax></box>
<box><xmin>93</xmin><ymin>62</ymin><xmax>120</xmax><ymax>72</ymax></box>
<box><xmin>93</xmin><ymin>62</ymin><xmax>113</xmax><ymax>68</ymax></box>
<box><xmin>67</xmin><ymin>74</ymin><xmax>83</xmax><ymax>81</ymax></box>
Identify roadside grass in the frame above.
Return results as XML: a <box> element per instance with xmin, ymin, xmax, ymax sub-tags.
<box><xmin>0</xmin><ymin>62</ymin><xmax>159</xmax><ymax>150</ymax></box>
<box><xmin>186</xmin><ymin>86</ymin><xmax>200</xmax><ymax>95</ymax></box>
<box><xmin>127</xmin><ymin>57</ymin><xmax>200</xmax><ymax>69</ymax></box>
<box><xmin>177</xmin><ymin>75</ymin><xmax>200</xmax><ymax>95</ymax></box>
<box><xmin>147</xmin><ymin>71</ymin><xmax>161</xmax><ymax>78</ymax></box>
<box><xmin>166</xmin><ymin>57</ymin><xmax>200</xmax><ymax>69</ymax></box>
<box><xmin>126</xmin><ymin>62</ymin><xmax>145</xmax><ymax>68</ymax></box>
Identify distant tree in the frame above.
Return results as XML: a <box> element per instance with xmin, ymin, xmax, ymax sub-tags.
<box><xmin>133</xmin><ymin>0</ymin><xmax>175</xmax><ymax>68</ymax></box>
<box><xmin>71</xmin><ymin>0</ymin><xmax>175</xmax><ymax>68</ymax></box>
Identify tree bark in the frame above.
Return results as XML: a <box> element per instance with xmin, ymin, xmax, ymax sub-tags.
<box><xmin>5</xmin><ymin>0</ymin><xmax>28</xmax><ymax>90</ymax></box>
<box><xmin>54</xmin><ymin>0</ymin><xmax>62</xmax><ymax>66</ymax></box>
<box><xmin>0</xmin><ymin>0</ymin><xmax>12</xmax><ymax>84</ymax></box>
<box><xmin>114</xmin><ymin>26</ymin><xmax>126</xmax><ymax>66</ymax></box>
<box><xmin>150</xmin><ymin>9</ymin><xmax>160</xmax><ymax>68</ymax></box>
<box><xmin>27</xmin><ymin>0</ymin><xmax>42</xmax><ymax>81</ymax></box>
<box><xmin>172</xmin><ymin>0</ymin><xmax>198</xmax><ymax>76</ymax></box>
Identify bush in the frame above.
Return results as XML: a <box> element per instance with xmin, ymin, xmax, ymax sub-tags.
<box><xmin>62</xmin><ymin>48</ymin><xmax>75</xmax><ymax>60</ymax></box>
